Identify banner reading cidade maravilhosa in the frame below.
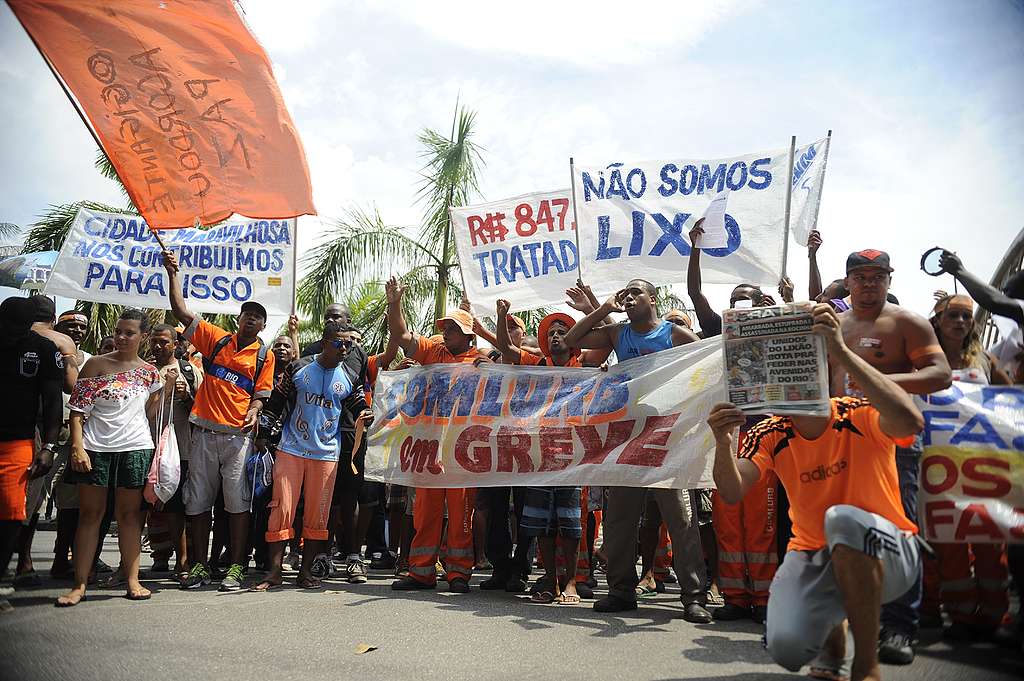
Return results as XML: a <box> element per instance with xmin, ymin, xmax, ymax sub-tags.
<box><xmin>44</xmin><ymin>207</ymin><xmax>295</xmax><ymax>316</ymax></box>
<box><xmin>451</xmin><ymin>190</ymin><xmax>578</xmax><ymax>317</ymax></box>
<box><xmin>573</xmin><ymin>145</ymin><xmax>799</xmax><ymax>295</ymax></box>
<box><xmin>914</xmin><ymin>383</ymin><xmax>1024</xmax><ymax>544</ymax></box>
<box><xmin>364</xmin><ymin>337</ymin><xmax>724</xmax><ymax>489</ymax></box>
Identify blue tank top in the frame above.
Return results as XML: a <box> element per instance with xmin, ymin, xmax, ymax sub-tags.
<box><xmin>613</xmin><ymin>319</ymin><xmax>674</xmax><ymax>361</ymax></box>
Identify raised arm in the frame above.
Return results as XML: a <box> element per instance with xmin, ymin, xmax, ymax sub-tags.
<box><xmin>493</xmin><ymin>299</ymin><xmax>522</xmax><ymax>364</ymax></box>
<box><xmin>807</xmin><ymin>229</ymin><xmax>823</xmax><ymax>300</ymax></box>
<box><xmin>385</xmin><ymin>276</ymin><xmax>419</xmax><ymax>357</ymax></box>
<box><xmin>707</xmin><ymin>403</ymin><xmax>763</xmax><ymax>504</ymax></box>
<box><xmin>814</xmin><ymin>304</ymin><xmax>924</xmax><ymax>438</ymax></box>
<box><xmin>686</xmin><ymin>221</ymin><xmax>722</xmax><ymax>336</ymax></box>
<box><xmin>562</xmin><ymin>293</ymin><xmax>622</xmax><ymax>350</ymax></box>
<box><xmin>161</xmin><ymin>250</ymin><xmax>196</xmax><ymax>328</ymax></box>
<box><xmin>940</xmin><ymin>250</ymin><xmax>1024</xmax><ymax>325</ymax></box>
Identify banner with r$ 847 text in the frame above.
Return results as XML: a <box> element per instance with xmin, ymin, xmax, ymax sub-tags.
<box><xmin>44</xmin><ymin>207</ymin><xmax>295</xmax><ymax>316</ymax></box>
<box><xmin>915</xmin><ymin>383</ymin><xmax>1024</xmax><ymax>544</ymax></box>
<box><xmin>364</xmin><ymin>337</ymin><xmax>724</xmax><ymax>489</ymax></box>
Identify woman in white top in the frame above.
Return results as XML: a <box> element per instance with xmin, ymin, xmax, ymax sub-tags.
<box><xmin>56</xmin><ymin>309</ymin><xmax>169</xmax><ymax>607</ymax></box>
<box><xmin>928</xmin><ymin>294</ymin><xmax>1011</xmax><ymax>639</ymax></box>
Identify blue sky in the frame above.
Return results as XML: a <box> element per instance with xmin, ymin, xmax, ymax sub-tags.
<box><xmin>0</xmin><ymin>0</ymin><xmax>1021</xmax><ymax>325</ymax></box>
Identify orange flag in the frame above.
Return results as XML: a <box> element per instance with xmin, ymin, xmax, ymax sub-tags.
<box><xmin>10</xmin><ymin>0</ymin><xmax>316</xmax><ymax>229</ymax></box>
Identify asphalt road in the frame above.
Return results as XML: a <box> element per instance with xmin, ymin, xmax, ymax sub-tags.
<box><xmin>1</xmin><ymin>529</ymin><xmax>1021</xmax><ymax>681</ymax></box>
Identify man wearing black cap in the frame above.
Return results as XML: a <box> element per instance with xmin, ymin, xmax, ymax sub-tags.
<box><xmin>0</xmin><ymin>297</ymin><xmax>62</xmax><ymax>612</ymax></box>
<box><xmin>162</xmin><ymin>251</ymin><xmax>275</xmax><ymax>591</ymax></box>
<box><xmin>834</xmin><ymin>249</ymin><xmax>951</xmax><ymax>667</ymax></box>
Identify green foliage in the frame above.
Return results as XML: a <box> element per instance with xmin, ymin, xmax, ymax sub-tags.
<box><xmin>20</xmin><ymin>200</ymin><xmax>130</xmax><ymax>254</ymax></box>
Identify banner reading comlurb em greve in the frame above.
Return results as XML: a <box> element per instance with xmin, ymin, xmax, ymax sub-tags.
<box><xmin>44</xmin><ymin>207</ymin><xmax>295</xmax><ymax>316</ymax></box>
<box><xmin>364</xmin><ymin>338</ymin><xmax>724</xmax><ymax>489</ymax></box>
<box><xmin>915</xmin><ymin>384</ymin><xmax>1024</xmax><ymax>544</ymax></box>
<box><xmin>572</xmin><ymin>139</ymin><xmax>827</xmax><ymax>296</ymax></box>
<box><xmin>450</xmin><ymin>190</ymin><xmax>578</xmax><ymax>318</ymax></box>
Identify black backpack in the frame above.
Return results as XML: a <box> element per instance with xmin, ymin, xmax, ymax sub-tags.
<box><xmin>203</xmin><ymin>334</ymin><xmax>269</xmax><ymax>397</ymax></box>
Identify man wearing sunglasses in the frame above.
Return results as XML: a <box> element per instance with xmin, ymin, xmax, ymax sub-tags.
<box><xmin>252</xmin><ymin>321</ymin><xmax>365</xmax><ymax>591</ymax></box>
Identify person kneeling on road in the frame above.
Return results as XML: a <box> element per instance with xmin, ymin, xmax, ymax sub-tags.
<box><xmin>707</xmin><ymin>303</ymin><xmax>925</xmax><ymax>681</ymax></box>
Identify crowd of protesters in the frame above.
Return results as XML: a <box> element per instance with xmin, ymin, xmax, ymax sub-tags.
<box><xmin>0</xmin><ymin>227</ymin><xmax>1021</xmax><ymax>681</ymax></box>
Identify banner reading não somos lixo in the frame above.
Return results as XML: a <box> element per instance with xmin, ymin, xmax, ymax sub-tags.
<box><xmin>365</xmin><ymin>338</ymin><xmax>724</xmax><ymax>489</ymax></box>
<box><xmin>572</xmin><ymin>140</ymin><xmax>827</xmax><ymax>295</ymax></box>
<box><xmin>450</xmin><ymin>189</ymin><xmax>578</xmax><ymax>317</ymax></box>
<box><xmin>915</xmin><ymin>383</ymin><xmax>1024</xmax><ymax>544</ymax></box>
<box><xmin>44</xmin><ymin>207</ymin><xmax>294</xmax><ymax>316</ymax></box>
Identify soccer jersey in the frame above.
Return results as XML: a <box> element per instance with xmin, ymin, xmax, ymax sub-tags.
<box><xmin>741</xmin><ymin>396</ymin><xmax>917</xmax><ymax>552</ymax></box>
<box><xmin>276</xmin><ymin>357</ymin><xmax>358</xmax><ymax>461</ymax></box>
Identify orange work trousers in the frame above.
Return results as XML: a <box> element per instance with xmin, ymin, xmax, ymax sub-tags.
<box><xmin>653</xmin><ymin>524</ymin><xmax>673</xmax><ymax>581</ymax></box>
<box><xmin>712</xmin><ymin>469</ymin><xmax>778</xmax><ymax>607</ymax></box>
<box><xmin>409</xmin><ymin>487</ymin><xmax>475</xmax><ymax>585</ymax></box>
<box><xmin>934</xmin><ymin>542</ymin><xmax>1010</xmax><ymax>628</ymax></box>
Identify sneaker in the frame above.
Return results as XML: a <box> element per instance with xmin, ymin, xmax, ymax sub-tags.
<box><xmin>942</xmin><ymin>621</ymin><xmax>977</xmax><ymax>642</ymax></box>
<box><xmin>346</xmin><ymin>560</ymin><xmax>368</xmax><ymax>584</ymax></box>
<box><xmin>750</xmin><ymin>605</ymin><xmax>768</xmax><ymax>624</ymax></box>
<box><xmin>681</xmin><ymin>602</ymin><xmax>713</xmax><ymax>624</ymax></box>
<box><xmin>391</xmin><ymin>576</ymin><xmax>434</xmax><ymax>591</ymax></box>
<box><xmin>663</xmin><ymin>570</ymin><xmax>678</xmax><ymax>584</ymax></box>
<box><xmin>180</xmin><ymin>563</ymin><xmax>210</xmax><ymax>590</ymax></box>
<box><xmin>219</xmin><ymin>564</ymin><xmax>245</xmax><ymax>592</ymax></box>
<box><xmin>449</xmin><ymin>578</ymin><xmax>470</xmax><ymax>593</ymax></box>
<box><xmin>713</xmin><ymin>602</ymin><xmax>752</xmax><ymax>621</ymax></box>
<box><xmin>94</xmin><ymin>559</ymin><xmax>114</xmax><ymax>574</ymax></box>
<box><xmin>575</xmin><ymin>582</ymin><xmax>595</xmax><ymax>600</ymax></box>
<box><xmin>370</xmin><ymin>552</ymin><xmax>397</xmax><ymax>570</ymax></box>
<box><xmin>310</xmin><ymin>554</ymin><xmax>333</xmax><ymax>580</ymax></box>
<box><xmin>283</xmin><ymin>553</ymin><xmax>301</xmax><ymax>571</ymax></box>
<box><xmin>593</xmin><ymin>595</ymin><xmax>638</xmax><ymax>613</ymax></box>
<box><xmin>0</xmin><ymin>584</ymin><xmax>14</xmax><ymax>598</ymax></box>
<box><xmin>878</xmin><ymin>630</ymin><xmax>914</xmax><ymax>665</ymax></box>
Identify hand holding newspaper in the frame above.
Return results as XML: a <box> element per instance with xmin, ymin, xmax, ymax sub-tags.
<box><xmin>722</xmin><ymin>302</ymin><xmax>831</xmax><ymax>416</ymax></box>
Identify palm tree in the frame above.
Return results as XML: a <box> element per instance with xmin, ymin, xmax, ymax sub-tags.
<box><xmin>296</xmin><ymin>104</ymin><xmax>484</xmax><ymax>348</ymax></box>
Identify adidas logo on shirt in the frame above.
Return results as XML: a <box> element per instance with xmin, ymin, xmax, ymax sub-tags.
<box><xmin>799</xmin><ymin>459</ymin><xmax>848</xmax><ymax>483</ymax></box>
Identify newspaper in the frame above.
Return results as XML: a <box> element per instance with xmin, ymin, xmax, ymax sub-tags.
<box><xmin>722</xmin><ymin>302</ymin><xmax>831</xmax><ymax>416</ymax></box>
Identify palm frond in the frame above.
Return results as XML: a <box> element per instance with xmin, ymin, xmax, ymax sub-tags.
<box><xmin>202</xmin><ymin>313</ymin><xmax>239</xmax><ymax>334</ymax></box>
<box><xmin>415</xmin><ymin>108</ymin><xmax>485</xmax><ymax>247</ymax></box>
<box><xmin>21</xmin><ymin>200</ymin><xmax>135</xmax><ymax>254</ymax></box>
<box><xmin>0</xmin><ymin>222</ymin><xmax>22</xmax><ymax>242</ymax></box>
<box><xmin>296</xmin><ymin>206</ymin><xmax>437</xmax><ymax>317</ymax></box>
<box><xmin>95</xmin><ymin>149</ymin><xmax>135</xmax><ymax>209</ymax></box>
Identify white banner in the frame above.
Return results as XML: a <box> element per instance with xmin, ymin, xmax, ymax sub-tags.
<box><xmin>450</xmin><ymin>190</ymin><xmax>578</xmax><ymax>317</ymax></box>
<box><xmin>790</xmin><ymin>137</ymin><xmax>830</xmax><ymax>247</ymax></box>
<box><xmin>915</xmin><ymin>383</ymin><xmax>1024</xmax><ymax>544</ymax></box>
<box><xmin>365</xmin><ymin>337</ymin><xmax>725</xmax><ymax>488</ymax></box>
<box><xmin>572</xmin><ymin>142</ymin><xmax>819</xmax><ymax>294</ymax></box>
<box><xmin>45</xmin><ymin>208</ymin><xmax>295</xmax><ymax>315</ymax></box>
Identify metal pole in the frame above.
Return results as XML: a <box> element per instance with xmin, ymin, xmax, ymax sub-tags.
<box><xmin>780</xmin><ymin>136</ymin><xmax>797</xmax><ymax>279</ymax></box>
<box><xmin>569</xmin><ymin>157</ymin><xmax>582</xmax><ymax>282</ymax></box>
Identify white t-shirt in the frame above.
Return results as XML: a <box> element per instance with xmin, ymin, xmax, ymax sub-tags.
<box><xmin>70</xmin><ymin>364</ymin><xmax>163</xmax><ymax>452</ymax></box>
<box><xmin>990</xmin><ymin>300</ymin><xmax>1023</xmax><ymax>381</ymax></box>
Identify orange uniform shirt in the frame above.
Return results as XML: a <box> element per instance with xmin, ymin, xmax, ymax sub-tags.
<box><xmin>185</xmin><ymin>319</ymin><xmax>276</xmax><ymax>432</ymax></box>
<box><xmin>411</xmin><ymin>335</ymin><xmax>481</xmax><ymax>366</ymax></box>
<box><xmin>364</xmin><ymin>353</ymin><xmax>380</xmax><ymax>407</ymax></box>
<box><xmin>518</xmin><ymin>350</ymin><xmax>583</xmax><ymax>368</ymax></box>
<box><xmin>740</xmin><ymin>396</ymin><xmax>917</xmax><ymax>552</ymax></box>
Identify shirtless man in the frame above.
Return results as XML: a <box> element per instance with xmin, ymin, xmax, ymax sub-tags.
<box><xmin>835</xmin><ymin>249</ymin><xmax>951</xmax><ymax>666</ymax></box>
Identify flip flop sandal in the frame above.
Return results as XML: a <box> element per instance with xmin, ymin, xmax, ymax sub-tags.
<box><xmin>249</xmin><ymin>581</ymin><xmax>283</xmax><ymax>592</ymax></box>
<box><xmin>808</xmin><ymin>665</ymin><xmax>849</xmax><ymax>681</ymax></box>
<box><xmin>296</xmin><ymin>576</ymin><xmax>322</xmax><ymax>590</ymax></box>
<box><xmin>635</xmin><ymin>584</ymin><xmax>659</xmax><ymax>599</ymax></box>
<box><xmin>530</xmin><ymin>590</ymin><xmax>555</xmax><ymax>604</ymax></box>
<box><xmin>126</xmin><ymin>590</ymin><xmax>152</xmax><ymax>601</ymax></box>
<box><xmin>558</xmin><ymin>593</ymin><xmax>581</xmax><ymax>605</ymax></box>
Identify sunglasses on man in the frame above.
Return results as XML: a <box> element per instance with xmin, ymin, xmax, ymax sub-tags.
<box><xmin>328</xmin><ymin>338</ymin><xmax>353</xmax><ymax>350</ymax></box>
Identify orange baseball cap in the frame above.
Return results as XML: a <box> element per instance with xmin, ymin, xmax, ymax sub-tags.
<box><xmin>507</xmin><ymin>314</ymin><xmax>527</xmax><ymax>333</ymax></box>
<box><xmin>436</xmin><ymin>309</ymin><xmax>474</xmax><ymax>335</ymax></box>
<box><xmin>538</xmin><ymin>312</ymin><xmax>577</xmax><ymax>358</ymax></box>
